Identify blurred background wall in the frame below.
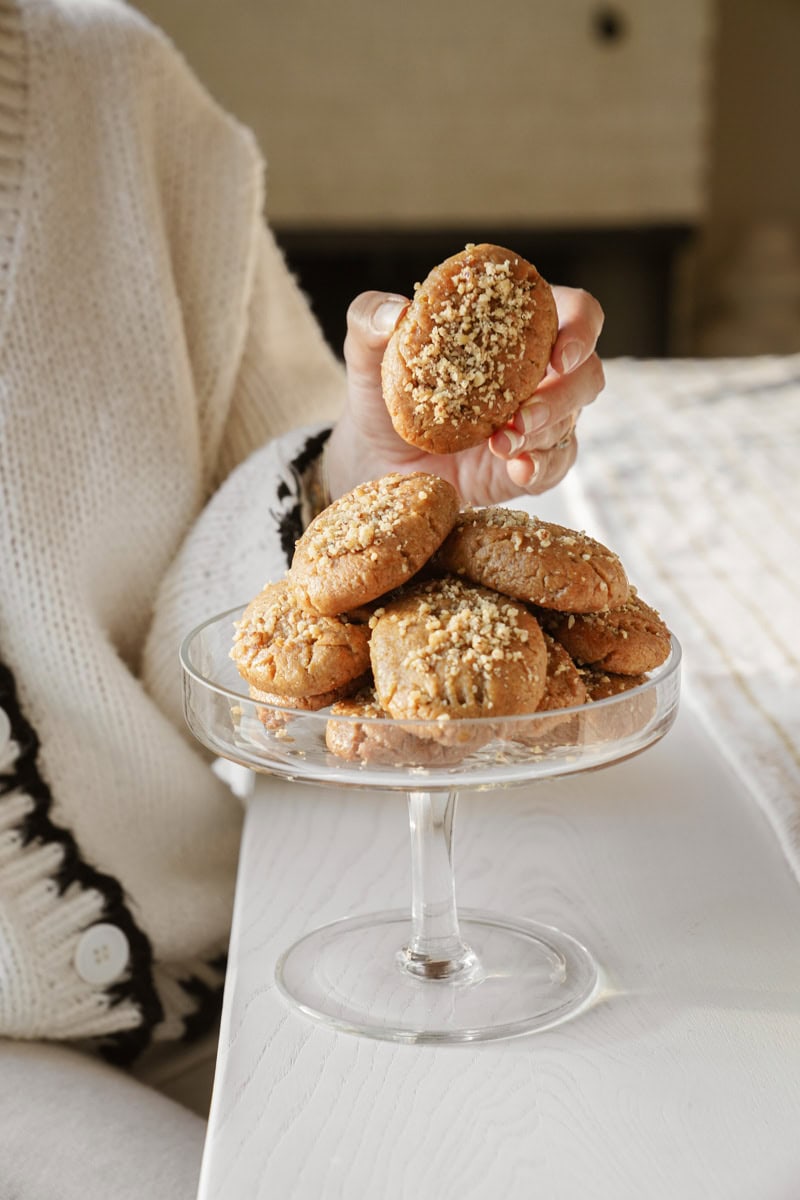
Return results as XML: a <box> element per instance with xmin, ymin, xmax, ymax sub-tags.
<box><xmin>132</xmin><ymin>0</ymin><xmax>800</xmax><ymax>360</ymax></box>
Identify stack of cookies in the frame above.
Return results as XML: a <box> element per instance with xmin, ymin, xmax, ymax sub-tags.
<box><xmin>230</xmin><ymin>472</ymin><xmax>671</xmax><ymax>765</ymax></box>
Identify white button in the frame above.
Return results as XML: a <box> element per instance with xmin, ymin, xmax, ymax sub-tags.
<box><xmin>0</xmin><ymin>707</ymin><xmax>10</xmax><ymax>754</ymax></box>
<box><xmin>74</xmin><ymin>923</ymin><xmax>130</xmax><ymax>986</ymax></box>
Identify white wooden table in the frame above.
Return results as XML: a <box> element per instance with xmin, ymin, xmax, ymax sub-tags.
<box><xmin>197</xmin><ymin>356</ymin><xmax>800</xmax><ymax>1199</ymax></box>
<box><xmin>199</xmin><ymin>703</ymin><xmax>800</xmax><ymax>1200</ymax></box>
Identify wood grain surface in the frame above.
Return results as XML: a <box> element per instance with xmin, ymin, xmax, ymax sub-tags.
<box><xmin>199</xmin><ymin>706</ymin><xmax>800</xmax><ymax>1200</ymax></box>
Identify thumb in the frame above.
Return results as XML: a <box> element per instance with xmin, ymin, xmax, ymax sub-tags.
<box><xmin>343</xmin><ymin>291</ymin><xmax>409</xmax><ymax>385</ymax></box>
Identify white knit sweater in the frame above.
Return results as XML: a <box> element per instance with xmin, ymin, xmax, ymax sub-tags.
<box><xmin>0</xmin><ymin>0</ymin><xmax>343</xmax><ymax>1061</ymax></box>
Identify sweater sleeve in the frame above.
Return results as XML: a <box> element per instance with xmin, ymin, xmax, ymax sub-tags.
<box><xmin>141</xmin><ymin>204</ymin><xmax>349</xmax><ymax>730</ymax></box>
<box><xmin>0</xmin><ymin>0</ymin><xmax>346</xmax><ymax>1055</ymax></box>
<box><xmin>208</xmin><ymin>223</ymin><xmax>346</xmax><ymax>490</ymax></box>
<box><xmin>142</xmin><ymin>420</ymin><xmax>330</xmax><ymax>734</ymax></box>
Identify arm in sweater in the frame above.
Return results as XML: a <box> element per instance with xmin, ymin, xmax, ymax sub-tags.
<box><xmin>0</xmin><ymin>0</ymin><xmax>345</xmax><ymax>1053</ymax></box>
<box><xmin>141</xmin><ymin>223</ymin><xmax>344</xmax><ymax>736</ymax></box>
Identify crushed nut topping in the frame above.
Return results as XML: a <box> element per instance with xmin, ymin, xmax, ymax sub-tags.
<box><xmin>401</xmin><ymin>253</ymin><xmax>536</xmax><ymax>427</ymax></box>
<box><xmin>299</xmin><ymin>473</ymin><xmax>426</xmax><ymax>561</ymax></box>
<box><xmin>390</xmin><ymin>581</ymin><xmax>534</xmax><ymax>684</ymax></box>
<box><xmin>231</xmin><ymin>587</ymin><xmax>355</xmax><ymax>668</ymax></box>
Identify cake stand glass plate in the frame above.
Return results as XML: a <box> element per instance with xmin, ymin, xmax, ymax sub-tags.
<box><xmin>180</xmin><ymin>605</ymin><xmax>681</xmax><ymax>1044</ymax></box>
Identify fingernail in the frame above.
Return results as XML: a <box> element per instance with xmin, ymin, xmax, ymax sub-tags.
<box><xmin>372</xmin><ymin>297</ymin><xmax>408</xmax><ymax>335</ymax></box>
<box><xmin>559</xmin><ymin>342</ymin><xmax>581</xmax><ymax>373</ymax></box>
<box><xmin>517</xmin><ymin>401</ymin><xmax>550</xmax><ymax>434</ymax></box>
<box><xmin>521</xmin><ymin>455</ymin><xmax>541</xmax><ymax>487</ymax></box>
<box><xmin>493</xmin><ymin>429</ymin><xmax>526</xmax><ymax>457</ymax></box>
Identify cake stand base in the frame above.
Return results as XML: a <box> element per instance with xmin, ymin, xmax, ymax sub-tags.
<box><xmin>276</xmin><ymin>908</ymin><xmax>600</xmax><ymax>1044</ymax></box>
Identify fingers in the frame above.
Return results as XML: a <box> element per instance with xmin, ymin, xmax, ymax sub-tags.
<box><xmin>549</xmin><ymin>285</ymin><xmax>605</xmax><ymax>375</ymax></box>
<box><xmin>343</xmin><ymin>291</ymin><xmax>408</xmax><ymax>387</ymax></box>
<box><xmin>504</xmin><ymin>431</ymin><xmax>579</xmax><ymax>495</ymax></box>
<box><xmin>489</xmin><ymin>352</ymin><xmax>604</xmax><ymax>459</ymax></box>
<box><xmin>488</xmin><ymin>285</ymin><xmax>604</xmax><ymax>466</ymax></box>
<box><xmin>491</xmin><ymin>285</ymin><xmax>603</xmax><ymax>494</ymax></box>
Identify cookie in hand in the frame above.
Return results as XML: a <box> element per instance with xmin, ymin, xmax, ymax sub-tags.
<box><xmin>381</xmin><ymin>243</ymin><xmax>558</xmax><ymax>454</ymax></box>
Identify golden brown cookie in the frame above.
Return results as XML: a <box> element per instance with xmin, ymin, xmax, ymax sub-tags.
<box><xmin>581</xmin><ymin>669</ymin><xmax>657</xmax><ymax>743</ymax></box>
<box><xmin>381</xmin><ymin>244</ymin><xmax>558</xmax><ymax>454</ymax></box>
<box><xmin>538</xmin><ymin>635</ymin><xmax>587</xmax><ymax>711</ymax></box>
<box><xmin>541</xmin><ymin>592</ymin><xmax>671</xmax><ymax>675</ymax></box>
<box><xmin>369</xmin><ymin>577</ymin><xmax>548</xmax><ymax>721</ymax></box>
<box><xmin>248</xmin><ymin>680</ymin><xmax>364</xmax><ymax>733</ymax></box>
<box><xmin>509</xmin><ymin>635</ymin><xmax>586</xmax><ymax>749</ymax></box>
<box><xmin>325</xmin><ymin>688</ymin><xmax>485</xmax><ymax>766</ymax></box>
<box><xmin>231</xmin><ymin>580</ymin><xmax>370</xmax><ymax>697</ymax></box>
<box><xmin>435</xmin><ymin>506</ymin><xmax>630</xmax><ymax>613</ymax></box>
<box><xmin>581</xmin><ymin>669</ymin><xmax>649</xmax><ymax>701</ymax></box>
<box><xmin>289</xmin><ymin>473</ymin><xmax>460</xmax><ymax>616</ymax></box>
<box><xmin>249</xmin><ymin>679</ymin><xmax>365</xmax><ymax>713</ymax></box>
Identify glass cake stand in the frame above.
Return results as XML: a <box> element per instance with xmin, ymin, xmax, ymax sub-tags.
<box><xmin>180</xmin><ymin>605</ymin><xmax>681</xmax><ymax>1044</ymax></box>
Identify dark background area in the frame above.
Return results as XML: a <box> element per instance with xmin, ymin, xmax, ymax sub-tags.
<box><xmin>275</xmin><ymin>225</ymin><xmax>688</xmax><ymax>360</ymax></box>
<box><xmin>134</xmin><ymin>0</ymin><xmax>800</xmax><ymax>361</ymax></box>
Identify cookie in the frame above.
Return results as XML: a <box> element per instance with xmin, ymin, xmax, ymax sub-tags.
<box><xmin>369</xmin><ymin>577</ymin><xmax>548</xmax><ymax>722</ymax></box>
<box><xmin>581</xmin><ymin>668</ymin><xmax>657</xmax><ymax>742</ymax></box>
<box><xmin>248</xmin><ymin>679</ymin><xmax>365</xmax><ymax>734</ymax></box>
<box><xmin>381</xmin><ymin>244</ymin><xmax>558</xmax><ymax>454</ymax></box>
<box><xmin>325</xmin><ymin>688</ymin><xmax>485</xmax><ymax>766</ymax></box>
<box><xmin>231</xmin><ymin>580</ymin><xmax>370</xmax><ymax>696</ymax></box>
<box><xmin>435</xmin><ymin>506</ymin><xmax>630</xmax><ymax>613</ymax></box>
<box><xmin>541</xmin><ymin>592</ymin><xmax>671</xmax><ymax>675</ymax></box>
<box><xmin>249</xmin><ymin>679</ymin><xmax>364</xmax><ymax>713</ymax></box>
<box><xmin>581</xmin><ymin>669</ymin><xmax>649</xmax><ymax>701</ymax></box>
<box><xmin>538</xmin><ymin>635</ymin><xmax>587</xmax><ymax>711</ymax></box>
<box><xmin>289</xmin><ymin>472</ymin><xmax>460</xmax><ymax>616</ymax></box>
<box><xmin>509</xmin><ymin>634</ymin><xmax>586</xmax><ymax>749</ymax></box>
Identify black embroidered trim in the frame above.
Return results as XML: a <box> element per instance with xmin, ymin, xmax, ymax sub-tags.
<box><xmin>0</xmin><ymin>660</ymin><xmax>164</xmax><ymax>1065</ymax></box>
<box><xmin>179</xmin><ymin>951</ymin><xmax>228</xmax><ymax>1044</ymax></box>
<box><xmin>276</xmin><ymin>428</ymin><xmax>331</xmax><ymax>566</ymax></box>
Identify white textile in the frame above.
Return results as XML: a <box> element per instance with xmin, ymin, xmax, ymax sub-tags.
<box><xmin>568</xmin><ymin>353</ymin><xmax>800</xmax><ymax>880</ymax></box>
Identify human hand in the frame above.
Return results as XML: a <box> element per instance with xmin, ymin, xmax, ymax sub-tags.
<box><xmin>324</xmin><ymin>284</ymin><xmax>605</xmax><ymax>508</ymax></box>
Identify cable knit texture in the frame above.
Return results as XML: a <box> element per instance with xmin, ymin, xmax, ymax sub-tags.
<box><xmin>0</xmin><ymin>0</ymin><xmax>343</xmax><ymax>1058</ymax></box>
